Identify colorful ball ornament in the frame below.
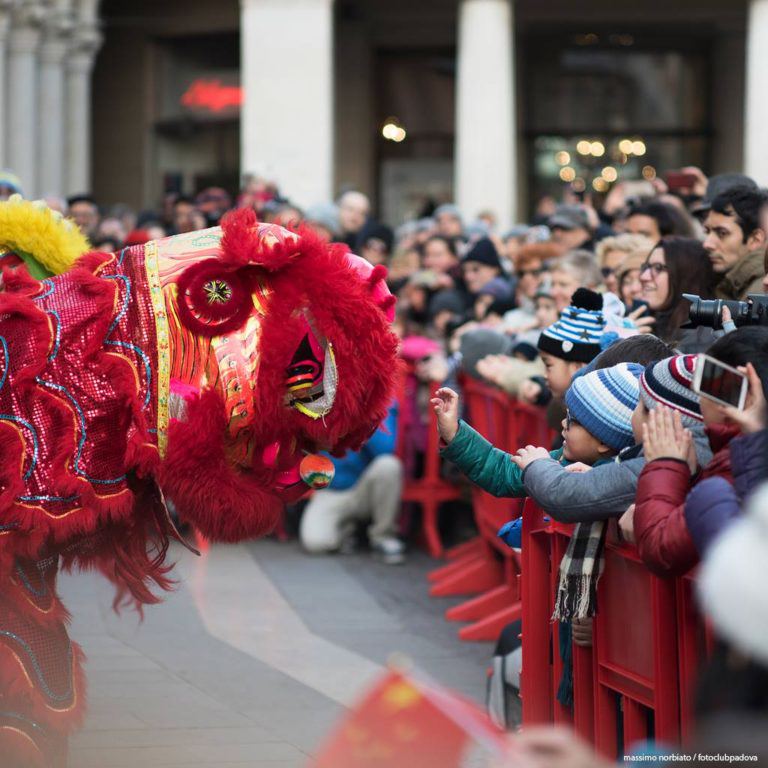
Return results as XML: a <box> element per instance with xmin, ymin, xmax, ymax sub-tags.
<box><xmin>299</xmin><ymin>454</ymin><xmax>335</xmax><ymax>489</ymax></box>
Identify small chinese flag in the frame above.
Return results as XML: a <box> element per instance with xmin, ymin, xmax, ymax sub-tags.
<box><xmin>312</xmin><ymin>668</ymin><xmax>510</xmax><ymax>768</ymax></box>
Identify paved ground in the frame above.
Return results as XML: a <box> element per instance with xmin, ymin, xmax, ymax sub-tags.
<box><xmin>60</xmin><ymin>538</ymin><xmax>513</xmax><ymax>767</ymax></box>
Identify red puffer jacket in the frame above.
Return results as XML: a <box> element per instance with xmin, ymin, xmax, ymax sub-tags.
<box><xmin>633</xmin><ymin>423</ymin><xmax>740</xmax><ymax>577</ymax></box>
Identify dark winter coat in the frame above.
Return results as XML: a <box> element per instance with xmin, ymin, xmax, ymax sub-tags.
<box><xmin>684</xmin><ymin>429</ymin><xmax>768</xmax><ymax>556</ymax></box>
<box><xmin>633</xmin><ymin>423</ymin><xmax>739</xmax><ymax>577</ymax></box>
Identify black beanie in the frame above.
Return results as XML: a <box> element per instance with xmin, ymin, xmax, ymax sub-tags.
<box><xmin>460</xmin><ymin>237</ymin><xmax>502</xmax><ymax>270</ymax></box>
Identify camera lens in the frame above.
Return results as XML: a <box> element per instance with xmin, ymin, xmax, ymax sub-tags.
<box><xmin>683</xmin><ymin>294</ymin><xmax>746</xmax><ymax>330</ymax></box>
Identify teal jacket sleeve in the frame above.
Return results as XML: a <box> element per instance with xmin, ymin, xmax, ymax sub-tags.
<box><xmin>441</xmin><ymin>420</ymin><xmax>561</xmax><ymax>498</ymax></box>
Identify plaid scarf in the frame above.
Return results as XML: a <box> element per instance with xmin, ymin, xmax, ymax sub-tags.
<box><xmin>551</xmin><ymin>445</ymin><xmax>642</xmax><ymax>621</ymax></box>
<box><xmin>552</xmin><ymin>520</ymin><xmax>607</xmax><ymax>621</ymax></box>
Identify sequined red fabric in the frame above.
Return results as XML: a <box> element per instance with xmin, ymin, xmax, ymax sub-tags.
<box><xmin>0</xmin><ymin>248</ymin><xmax>159</xmax><ymax>563</ymax></box>
<box><xmin>0</xmin><ymin>556</ymin><xmax>81</xmax><ymax>767</ymax></box>
<box><xmin>0</xmin><ymin>250</ymin><xmax>159</xmax><ymax>765</ymax></box>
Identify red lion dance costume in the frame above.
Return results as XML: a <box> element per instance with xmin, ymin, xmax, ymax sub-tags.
<box><xmin>0</xmin><ymin>203</ymin><xmax>398</xmax><ymax>766</ymax></box>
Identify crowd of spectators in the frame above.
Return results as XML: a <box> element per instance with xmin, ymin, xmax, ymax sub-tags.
<box><xmin>3</xmin><ymin>162</ymin><xmax>768</xmax><ymax>761</ymax></box>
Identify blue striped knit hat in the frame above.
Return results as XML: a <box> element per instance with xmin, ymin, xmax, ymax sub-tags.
<box><xmin>640</xmin><ymin>354</ymin><xmax>703</xmax><ymax>426</ymax></box>
<box><xmin>565</xmin><ymin>363</ymin><xmax>644</xmax><ymax>451</ymax></box>
<box><xmin>537</xmin><ymin>288</ymin><xmax>606</xmax><ymax>363</ymax></box>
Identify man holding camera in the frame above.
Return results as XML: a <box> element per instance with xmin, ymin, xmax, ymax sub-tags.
<box><xmin>703</xmin><ymin>185</ymin><xmax>768</xmax><ymax>301</ymax></box>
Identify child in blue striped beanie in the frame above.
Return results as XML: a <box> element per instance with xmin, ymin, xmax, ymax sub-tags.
<box><xmin>496</xmin><ymin>362</ymin><xmax>644</xmax><ymax>545</ymax></box>
<box><xmin>523</xmin><ymin>288</ymin><xmax>607</xmax><ymax>404</ymax></box>
<box><xmin>563</xmin><ymin>363</ymin><xmax>645</xmax><ymax>462</ymax></box>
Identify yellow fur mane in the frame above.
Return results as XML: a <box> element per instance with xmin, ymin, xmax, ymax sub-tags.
<box><xmin>0</xmin><ymin>194</ymin><xmax>90</xmax><ymax>275</ymax></box>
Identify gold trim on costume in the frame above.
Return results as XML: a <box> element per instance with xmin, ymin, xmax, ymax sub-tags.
<box><xmin>144</xmin><ymin>241</ymin><xmax>170</xmax><ymax>457</ymax></box>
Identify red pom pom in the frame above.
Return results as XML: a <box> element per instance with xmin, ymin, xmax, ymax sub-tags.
<box><xmin>220</xmin><ymin>208</ymin><xmax>300</xmax><ymax>271</ymax></box>
<box><xmin>175</xmin><ymin>259</ymin><xmax>254</xmax><ymax>337</ymax></box>
<box><xmin>369</xmin><ymin>264</ymin><xmax>389</xmax><ymax>285</ymax></box>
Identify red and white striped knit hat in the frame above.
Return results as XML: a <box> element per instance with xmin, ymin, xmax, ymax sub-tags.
<box><xmin>639</xmin><ymin>354</ymin><xmax>703</xmax><ymax>425</ymax></box>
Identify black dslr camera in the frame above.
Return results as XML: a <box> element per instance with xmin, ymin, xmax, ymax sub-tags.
<box><xmin>683</xmin><ymin>293</ymin><xmax>768</xmax><ymax>330</ymax></box>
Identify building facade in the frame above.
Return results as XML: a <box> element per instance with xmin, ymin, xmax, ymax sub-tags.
<box><xmin>0</xmin><ymin>0</ymin><xmax>100</xmax><ymax>199</ymax></box>
<box><xmin>2</xmin><ymin>0</ymin><xmax>768</xmax><ymax>226</ymax></box>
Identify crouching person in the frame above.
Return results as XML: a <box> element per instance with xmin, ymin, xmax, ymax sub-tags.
<box><xmin>300</xmin><ymin>403</ymin><xmax>406</xmax><ymax>564</ymax></box>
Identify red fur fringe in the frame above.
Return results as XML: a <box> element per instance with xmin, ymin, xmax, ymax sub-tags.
<box><xmin>59</xmin><ymin>507</ymin><xmax>175</xmax><ymax>616</ymax></box>
<box><xmin>160</xmin><ymin>389</ymin><xmax>282</xmax><ymax>541</ymax></box>
<box><xmin>1</xmin><ymin>264</ymin><xmax>44</xmax><ymax>296</ymax></box>
<box><xmin>219</xmin><ymin>208</ymin><xmax>301</xmax><ymax>271</ymax></box>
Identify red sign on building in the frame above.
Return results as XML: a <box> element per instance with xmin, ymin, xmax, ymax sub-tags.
<box><xmin>181</xmin><ymin>79</ymin><xmax>243</xmax><ymax>115</ymax></box>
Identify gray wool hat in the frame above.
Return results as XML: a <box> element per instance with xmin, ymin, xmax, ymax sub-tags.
<box><xmin>304</xmin><ymin>202</ymin><xmax>340</xmax><ymax>235</ymax></box>
<box><xmin>434</xmin><ymin>203</ymin><xmax>463</xmax><ymax>222</ymax></box>
<box><xmin>460</xmin><ymin>328</ymin><xmax>513</xmax><ymax>380</ymax></box>
<box><xmin>548</xmin><ymin>204</ymin><xmax>591</xmax><ymax>231</ymax></box>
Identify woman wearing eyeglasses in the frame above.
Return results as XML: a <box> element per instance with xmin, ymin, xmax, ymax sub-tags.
<box><xmin>639</xmin><ymin>236</ymin><xmax>718</xmax><ymax>352</ymax></box>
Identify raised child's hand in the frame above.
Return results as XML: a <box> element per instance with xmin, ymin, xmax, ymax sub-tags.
<box><xmin>430</xmin><ymin>387</ymin><xmax>460</xmax><ymax>444</ymax></box>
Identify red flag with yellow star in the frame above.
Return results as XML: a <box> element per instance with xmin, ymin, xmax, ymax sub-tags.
<box><xmin>312</xmin><ymin>668</ymin><xmax>510</xmax><ymax>768</ymax></box>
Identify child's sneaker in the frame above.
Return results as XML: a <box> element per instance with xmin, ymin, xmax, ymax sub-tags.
<box><xmin>371</xmin><ymin>537</ymin><xmax>406</xmax><ymax>565</ymax></box>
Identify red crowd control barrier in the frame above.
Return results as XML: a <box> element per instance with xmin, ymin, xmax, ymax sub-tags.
<box><xmin>675</xmin><ymin>572</ymin><xmax>714</xmax><ymax>742</ymax></box>
<box><xmin>520</xmin><ymin>498</ymin><xmax>713</xmax><ymax>758</ymax></box>
<box><xmin>395</xmin><ymin>363</ymin><xmax>462</xmax><ymax>558</ymax></box>
<box><xmin>519</xmin><ymin>499</ymin><xmax>555</xmax><ymax>723</ymax></box>
<box><xmin>519</xmin><ymin>500</ymin><xmax>595</xmax><ymax>740</ymax></box>
<box><xmin>593</xmin><ymin>523</ymin><xmax>679</xmax><ymax>755</ymax></box>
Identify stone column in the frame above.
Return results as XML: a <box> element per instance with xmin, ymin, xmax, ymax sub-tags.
<box><xmin>745</xmin><ymin>0</ymin><xmax>768</xmax><ymax>181</ymax></box>
<box><xmin>65</xmin><ymin>0</ymin><xmax>101</xmax><ymax>195</ymax></box>
<box><xmin>454</xmin><ymin>0</ymin><xmax>516</xmax><ymax>227</ymax></box>
<box><xmin>38</xmin><ymin>0</ymin><xmax>72</xmax><ymax>196</ymax></box>
<box><xmin>240</xmin><ymin>0</ymin><xmax>334</xmax><ymax>208</ymax></box>
<box><xmin>7</xmin><ymin>1</ymin><xmax>44</xmax><ymax>197</ymax></box>
<box><xmin>0</xmin><ymin>1</ymin><xmax>15</xmax><ymax>170</ymax></box>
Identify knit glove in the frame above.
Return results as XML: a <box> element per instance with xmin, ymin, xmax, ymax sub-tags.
<box><xmin>498</xmin><ymin>515</ymin><xmax>549</xmax><ymax>548</ymax></box>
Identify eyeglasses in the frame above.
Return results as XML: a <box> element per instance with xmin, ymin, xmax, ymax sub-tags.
<box><xmin>600</xmin><ymin>266</ymin><xmax>615</xmax><ymax>278</ymax></box>
<box><xmin>565</xmin><ymin>410</ymin><xmax>580</xmax><ymax>430</ymax></box>
<box><xmin>639</xmin><ymin>261</ymin><xmax>668</xmax><ymax>276</ymax></box>
<box><xmin>516</xmin><ymin>268</ymin><xmax>544</xmax><ymax>279</ymax></box>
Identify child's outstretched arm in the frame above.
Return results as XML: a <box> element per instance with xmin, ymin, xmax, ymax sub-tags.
<box><xmin>433</xmin><ymin>388</ymin><xmax>557</xmax><ymax>498</ymax></box>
